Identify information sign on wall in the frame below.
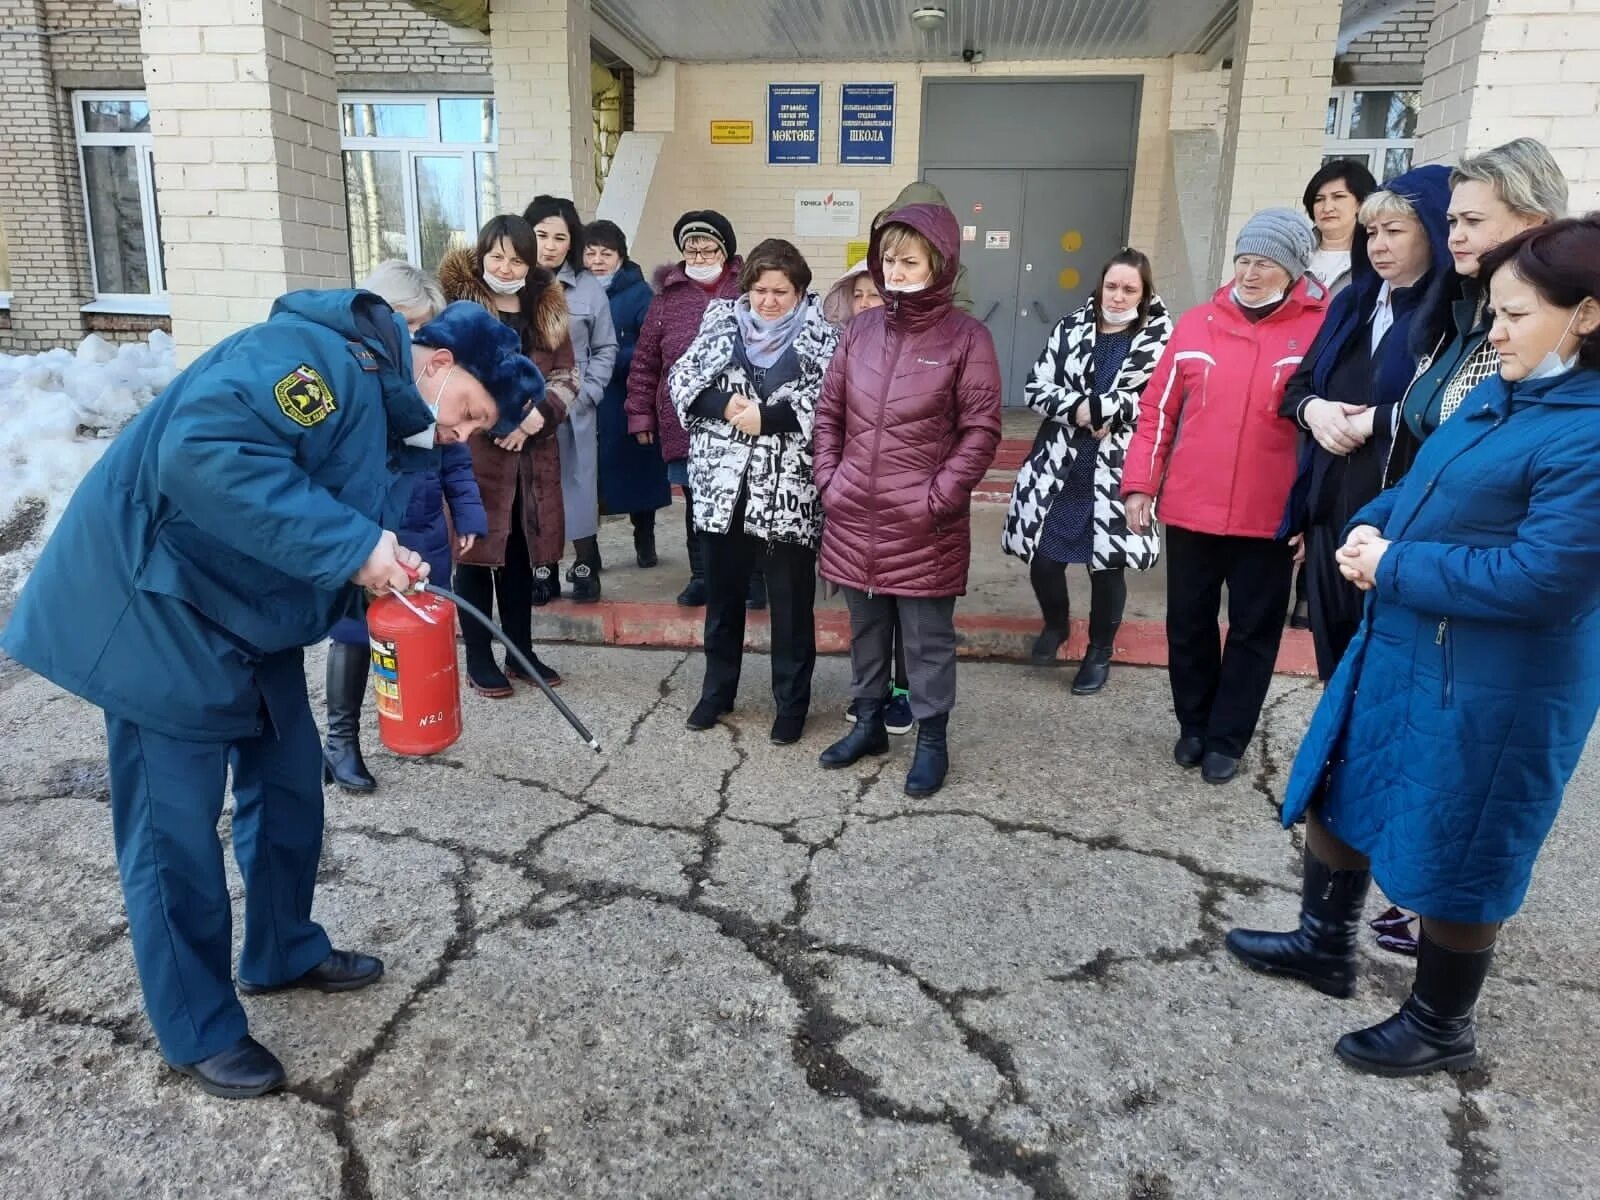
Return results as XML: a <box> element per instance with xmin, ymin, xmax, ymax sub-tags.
<box><xmin>839</xmin><ymin>83</ymin><xmax>895</xmax><ymax>165</ymax></box>
<box><xmin>710</xmin><ymin>120</ymin><xmax>754</xmax><ymax>144</ymax></box>
<box><xmin>794</xmin><ymin>189</ymin><xmax>862</xmax><ymax>238</ymax></box>
<box><xmin>767</xmin><ymin>83</ymin><xmax>821</xmax><ymax>165</ymax></box>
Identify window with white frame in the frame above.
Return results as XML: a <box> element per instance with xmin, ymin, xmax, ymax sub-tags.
<box><xmin>74</xmin><ymin>93</ymin><xmax>165</xmax><ymax>303</ymax></box>
<box><xmin>340</xmin><ymin>95</ymin><xmax>499</xmax><ymax>284</ymax></box>
<box><xmin>1323</xmin><ymin>87</ymin><xmax>1420</xmax><ymax>182</ymax></box>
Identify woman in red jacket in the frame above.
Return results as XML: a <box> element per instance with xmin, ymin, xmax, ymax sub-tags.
<box><xmin>814</xmin><ymin>203</ymin><xmax>1002</xmax><ymax>797</ymax></box>
<box><xmin>1123</xmin><ymin>208</ymin><xmax>1329</xmax><ymax>784</ymax></box>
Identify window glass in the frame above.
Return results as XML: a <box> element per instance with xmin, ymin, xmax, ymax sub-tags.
<box><xmin>1325</xmin><ymin>98</ymin><xmax>1338</xmax><ymax>137</ymax></box>
<box><xmin>82</xmin><ymin>145</ymin><xmax>150</xmax><ymax>295</ymax></box>
<box><xmin>343</xmin><ymin>150</ymin><xmax>409</xmax><ymax>283</ymax></box>
<box><xmin>1349</xmin><ymin>90</ymin><xmax>1419</xmax><ymax>141</ymax></box>
<box><xmin>1384</xmin><ymin>146</ymin><xmax>1415</xmax><ymax>180</ymax></box>
<box><xmin>415</xmin><ymin>156</ymin><xmax>471</xmax><ymax>271</ymax></box>
<box><xmin>475</xmin><ymin>151</ymin><xmax>499</xmax><ymax>230</ymax></box>
<box><xmin>440</xmin><ymin>98</ymin><xmax>496</xmax><ymax>144</ymax></box>
<box><xmin>82</xmin><ymin>98</ymin><xmax>150</xmax><ymax>135</ymax></box>
<box><xmin>341</xmin><ymin>102</ymin><xmax>430</xmax><ymax>140</ymax></box>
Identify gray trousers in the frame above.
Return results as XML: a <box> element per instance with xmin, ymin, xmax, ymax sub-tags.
<box><xmin>842</xmin><ymin>588</ymin><xmax>957</xmax><ymax>720</ymax></box>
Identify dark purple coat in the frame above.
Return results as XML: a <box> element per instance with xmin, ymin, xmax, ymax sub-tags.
<box><xmin>624</xmin><ymin>258</ymin><xmax>743</xmax><ymax>464</ymax></box>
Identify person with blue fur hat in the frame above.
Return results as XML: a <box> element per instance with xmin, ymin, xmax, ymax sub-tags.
<box><xmin>0</xmin><ymin>288</ymin><xmax>540</xmax><ymax>1100</ymax></box>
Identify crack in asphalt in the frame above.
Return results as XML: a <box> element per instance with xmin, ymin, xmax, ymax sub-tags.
<box><xmin>1250</xmin><ymin>680</ymin><xmax>1317</xmax><ymax>818</ymax></box>
<box><xmin>0</xmin><ymin>980</ymin><xmax>149</xmax><ymax>1050</ymax></box>
<box><xmin>685</xmin><ymin>718</ymin><xmax>745</xmax><ymax>900</ymax></box>
<box><xmin>1446</xmin><ymin>1067</ymin><xmax>1502</xmax><ymax>1200</ymax></box>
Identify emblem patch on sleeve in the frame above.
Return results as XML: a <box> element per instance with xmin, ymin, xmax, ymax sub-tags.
<box><xmin>274</xmin><ymin>364</ymin><xmax>338</xmax><ymax>427</ymax></box>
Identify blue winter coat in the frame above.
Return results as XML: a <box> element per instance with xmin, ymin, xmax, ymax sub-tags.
<box><xmin>596</xmin><ymin>261</ymin><xmax>671</xmax><ymax>515</ymax></box>
<box><xmin>1282</xmin><ymin>366</ymin><xmax>1600</xmax><ymax>922</ymax></box>
<box><xmin>0</xmin><ymin>289</ymin><xmax>434</xmax><ymax>741</ymax></box>
<box><xmin>329</xmin><ymin>441</ymin><xmax>487</xmax><ymax>646</ymax></box>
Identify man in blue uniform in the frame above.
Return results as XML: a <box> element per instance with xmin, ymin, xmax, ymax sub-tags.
<box><xmin>1</xmin><ymin>289</ymin><xmax>543</xmax><ymax>1098</ymax></box>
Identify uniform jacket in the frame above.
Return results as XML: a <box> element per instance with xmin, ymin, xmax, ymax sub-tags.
<box><xmin>1002</xmin><ymin>294</ymin><xmax>1174</xmax><ymax>570</ymax></box>
<box><xmin>1283</xmin><ymin>367</ymin><xmax>1600</xmax><ymax>923</ymax></box>
<box><xmin>814</xmin><ymin>203</ymin><xmax>1002</xmax><ymax>598</ymax></box>
<box><xmin>596</xmin><ymin>261</ymin><xmax>671</xmax><ymax>514</ymax></box>
<box><xmin>668</xmin><ymin>295</ymin><xmax>839</xmax><ymax>548</ymax></box>
<box><xmin>555</xmin><ymin>263</ymin><xmax>619</xmax><ymax>540</ymax></box>
<box><xmin>1122</xmin><ymin>277</ymin><xmax>1329</xmax><ymax>539</ymax></box>
<box><xmin>624</xmin><ymin>258</ymin><xmax>744</xmax><ymax>464</ymax></box>
<box><xmin>438</xmin><ymin>248</ymin><xmax>577</xmax><ymax>567</ymax></box>
<box><xmin>0</xmin><ymin>290</ymin><xmax>433</xmax><ymax>740</ymax></box>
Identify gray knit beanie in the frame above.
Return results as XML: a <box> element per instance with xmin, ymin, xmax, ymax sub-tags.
<box><xmin>1234</xmin><ymin>207</ymin><xmax>1317</xmax><ymax>280</ymax></box>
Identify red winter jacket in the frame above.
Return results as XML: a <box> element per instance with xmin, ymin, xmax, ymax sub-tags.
<box><xmin>1122</xmin><ymin>279</ymin><xmax>1329</xmax><ymax>539</ymax></box>
<box><xmin>814</xmin><ymin>203</ymin><xmax>1002</xmax><ymax>598</ymax></box>
<box><xmin>624</xmin><ymin>258</ymin><xmax>743</xmax><ymax>464</ymax></box>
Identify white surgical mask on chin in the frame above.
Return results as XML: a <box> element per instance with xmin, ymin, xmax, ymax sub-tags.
<box><xmin>1100</xmin><ymin>304</ymin><xmax>1139</xmax><ymax>326</ymax></box>
<box><xmin>1525</xmin><ymin>309</ymin><xmax>1583</xmax><ymax>382</ymax></box>
<box><xmin>483</xmin><ymin>272</ymin><xmax>526</xmax><ymax>296</ymax></box>
<box><xmin>404</xmin><ymin>364</ymin><xmax>456</xmax><ymax>448</ymax></box>
<box><xmin>1232</xmin><ymin>285</ymin><xmax>1286</xmax><ymax>310</ymax></box>
<box><xmin>889</xmin><ymin>280</ymin><xmax>929</xmax><ymax>295</ymax></box>
<box><xmin>685</xmin><ymin>262</ymin><xmax>723</xmax><ymax>283</ymax></box>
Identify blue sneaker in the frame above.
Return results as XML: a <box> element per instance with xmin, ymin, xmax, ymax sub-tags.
<box><xmin>883</xmin><ymin>692</ymin><xmax>914</xmax><ymax>736</ymax></box>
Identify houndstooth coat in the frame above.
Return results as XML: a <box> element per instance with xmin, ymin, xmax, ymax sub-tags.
<box><xmin>1002</xmin><ymin>295</ymin><xmax>1173</xmax><ymax>570</ymax></box>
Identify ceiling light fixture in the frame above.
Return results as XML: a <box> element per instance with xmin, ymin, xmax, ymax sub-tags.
<box><xmin>910</xmin><ymin>6</ymin><xmax>947</xmax><ymax>34</ymax></box>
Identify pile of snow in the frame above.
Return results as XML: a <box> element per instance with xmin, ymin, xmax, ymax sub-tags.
<box><xmin>0</xmin><ymin>330</ymin><xmax>178</xmax><ymax>600</ymax></box>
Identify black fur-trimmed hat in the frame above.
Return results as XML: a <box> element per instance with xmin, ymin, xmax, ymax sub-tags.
<box><xmin>673</xmin><ymin>209</ymin><xmax>736</xmax><ymax>258</ymax></box>
<box><xmin>413</xmin><ymin>301</ymin><xmax>545</xmax><ymax>438</ymax></box>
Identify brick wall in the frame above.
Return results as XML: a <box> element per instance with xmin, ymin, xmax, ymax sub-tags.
<box><xmin>1161</xmin><ymin>57</ymin><xmax>1233</xmax><ymax>311</ymax></box>
<box><xmin>331</xmin><ymin>0</ymin><xmax>490</xmax><ymax>81</ymax></box>
<box><xmin>1344</xmin><ymin>0</ymin><xmax>1437</xmax><ymax>74</ymax></box>
<box><xmin>41</xmin><ymin>0</ymin><xmax>141</xmax><ymax>76</ymax></box>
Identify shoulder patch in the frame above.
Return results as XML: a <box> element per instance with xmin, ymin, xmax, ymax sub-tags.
<box><xmin>347</xmin><ymin>340</ymin><xmax>380</xmax><ymax>372</ymax></box>
<box><xmin>274</xmin><ymin>364</ymin><xmax>338</xmax><ymax>427</ymax></box>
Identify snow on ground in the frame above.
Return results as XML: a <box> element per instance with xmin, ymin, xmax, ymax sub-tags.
<box><xmin>0</xmin><ymin>331</ymin><xmax>177</xmax><ymax>601</ymax></box>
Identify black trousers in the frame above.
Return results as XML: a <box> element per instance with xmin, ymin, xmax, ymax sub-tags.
<box><xmin>1029</xmin><ymin>558</ymin><xmax>1126</xmax><ymax>645</ymax></box>
<box><xmin>699</xmin><ymin>492</ymin><xmax>815</xmax><ymax>716</ymax></box>
<box><xmin>1164</xmin><ymin>526</ymin><xmax>1293</xmax><ymax>758</ymax></box>
<box><xmin>1305</xmin><ymin>521</ymin><xmax>1363</xmax><ymax>681</ymax></box>
<box><xmin>455</xmin><ymin>487</ymin><xmax>534</xmax><ymax>661</ymax></box>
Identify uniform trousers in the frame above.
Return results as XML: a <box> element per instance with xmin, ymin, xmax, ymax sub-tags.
<box><xmin>1164</xmin><ymin>526</ymin><xmax>1294</xmax><ymax>759</ymax></box>
<box><xmin>842</xmin><ymin>589</ymin><xmax>958</xmax><ymax>721</ymax></box>
<box><xmin>104</xmin><ymin>648</ymin><xmax>332</xmax><ymax>1066</ymax></box>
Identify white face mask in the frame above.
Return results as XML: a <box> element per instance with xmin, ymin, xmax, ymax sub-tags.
<box><xmin>888</xmin><ymin>280</ymin><xmax>929</xmax><ymax>295</ymax></box>
<box><xmin>1232</xmin><ymin>285</ymin><xmax>1286</xmax><ymax>310</ymax></box>
<box><xmin>1525</xmin><ymin>308</ymin><xmax>1583</xmax><ymax>382</ymax></box>
<box><xmin>404</xmin><ymin>364</ymin><xmax>456</xmax><ymax>448</ymax></box>
<box><xmin>1100</xmin><ymin>304</ymin><xmax>1139</xmax><ymax>326</ymax></box>
<box><xmin>483</xmin><ymin>272</ymin><xmax>525</xmax><ymax>296</ymax></box>
<box><xmin>685</xmin><ymin>262</ymin><xmax>723</xmax><ymax>283</ymax></box>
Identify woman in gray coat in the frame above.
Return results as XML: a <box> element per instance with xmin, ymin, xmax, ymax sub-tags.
<box><xmin>526</xmin><ymin>194</ymin><xmax>619</xmax><ymax>603</ymax></box>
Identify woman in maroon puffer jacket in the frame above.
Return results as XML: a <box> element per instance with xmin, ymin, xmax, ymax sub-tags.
<box><xmin>814</xmin><ymin>202</ymin><xmax>1002</xmax><ymax>797</ymax></box>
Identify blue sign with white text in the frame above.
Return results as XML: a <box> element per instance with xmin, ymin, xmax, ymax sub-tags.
<box><xmin>840</xmin><ymin>83</ymin><xmax>895</xmax><ymax>165</ymax></box>
<box><xmin>768</xmin><ymin>83</ymin><xmax>821</xmax><ymax>165</ymax></box>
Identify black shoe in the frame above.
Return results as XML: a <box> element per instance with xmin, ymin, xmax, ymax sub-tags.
<box><xmin>465</xmin><ymin>646</ymin><xmax>514</xmax><ymax>699</ymax></box>
<box><xmin>1070</xmin><ymin>642</ymin><xmax>1113</xmax><ymax>695</ymax></box>
<box><xmin>1289</xmin><ymin>598</ymin><xmax>1311</xmax><ymax>630</ymax></box>
<box><xmin>1030</xmin><ymin>626</ymin><xmax>1067</xmax><ymax>667</ymax></box>
<box><xmin>323</xmin><ymin>642</ymin><xmax>376</xmax><ymax>793</ymax></box>
<box><xmin>1335</xmin><ymin>935</ymin><xmax>1493</xmax><ymax>1077</ymax></box>
<box><xmin>569</xmin><ymin>563</ymin><xmax>601</xmax><ymax>603</ymax></box>
<box><xmin>746</xmin><ymin>571</ymin><xmax>767</xmax><ymax>611</ymax></box>
<box><xmin>820</xmin><ymin>700</ymin><xmax>889</xmax><ymax>767</ymax></box>
<box><xmin>903</xmin><ymin>713</ymin><xmax>949</xmax><ymax>797</ymax></box>
<box><xmin>883</xmin><ymin>692</ymin><xmax>915</xmax><ymax>735</ymax></box>
<box><xmin>238</xmin><ymin>949</ymin><xmax>385</xmax><ymax>996</ymax></box>
<box><xmin>1201</xmin><ymin>751</ymin><xmax>1240</xmax><ymax>784</ymax></box>
<box><xmin>1224</xmin><ymin>855</ymin><xmax>1371</xmax><ymax>998</ymax></box>
<box><xmin>507</xmin><ymin>652</ymin><xmax>562</xmax><ymax>688</ymax></box>
<box><xmin>676</xmin><ymin>577</ymin><xmax>707</xmax><ymax>607</ymax></box>
<box><xmin>770</xmin><ymin>713</ymin><xmax>806</xmax><ymax>745</ymax></box>
<box><xmin>634</xmin><ymin>518</ymin><xmax>659</xmax><ymax>568</ymax></box>
<box><xmin>1173</xmin><ymin>735</ymin><xmax>1204</xmax><ymax>769</ymax></box>
<box><xmin>686</xmin><ymin>696</ymin><xmax>732</xmax><ymax>731</ymax></box>
<box><xmin>170</xmin><ymin>1035</ymin><xmax>286</xmax><ymax>1100</ymax></box>
<box><xmin>531</xmin><ymin>565</ymin><xmax>559</xmax><ymax>606</ymax></box>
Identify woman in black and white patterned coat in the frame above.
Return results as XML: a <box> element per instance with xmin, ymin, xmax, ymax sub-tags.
<box><xmin>1002</xmin><ymin>249</ymin><xmax>1173</xmax><ymax>694</ymax></box>
<box><xmin>668</xmin><ymin>238</ymin><xmax>840</xmax><ymax>745</ymax></box>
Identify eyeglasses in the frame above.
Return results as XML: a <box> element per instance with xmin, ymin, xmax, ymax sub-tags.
<box><xmin>682</xmin><ymin>244</ymin><xmax>723</xmax><ymax>263</ymax></box>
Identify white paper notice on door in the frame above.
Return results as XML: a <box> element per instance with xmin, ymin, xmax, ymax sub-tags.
<box><xmin>985</xmin><ymin>230</ymin><xmax>1012</xmax><ymax>250</ymax></box>
<box><xmin>961</xmin><ymin>224</ymin><xmax>977</xmax><ymax>243</ymax></box>
<box><xmin>794</xmin><ymin>189</ymin><xmax>863</xmax><ymax>237</ymax></box>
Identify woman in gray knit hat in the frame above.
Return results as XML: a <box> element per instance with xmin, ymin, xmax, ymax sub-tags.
<box><xmin>1122</xmin><ymin>207</ymin><xmax>1330</xmax><ymax>784</ymax></box>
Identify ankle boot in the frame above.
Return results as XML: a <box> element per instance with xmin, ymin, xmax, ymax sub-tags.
<box><xmin>820</xmin><ymin>699</ymin><xmax>889</xmax><ymax>767</ymax></box>
<box><xmin>456</xmin><ymin>569</ymin><xmax>512</xmax><ymax>698</ymax></box>
<box><xmin>903</xmin><ymin>712</ymin><xmax>949</xmax><ymax>797</ymax></box>
<box><xmin>1335</xmin><ymin>935</ymin><xmax>1494</xmax><ymax>1077</ymax></box>
<box><xmin>633</xmin><ymin>512</ymin><xmax>658</xmax><ymax>568</ymax></box>
<box><xmin>1070</xmin><ymin>640</ymin><xmax>1115</xmax><ymax>695</ymax></box>
<box><xmin>323</xmin><ymin>642</ymin><xmax>377</xmax><ymax>792</ymax></box>
<box><xmin>677</xmin><ymin>521</ymin><xmax>707</xmax><ymax>607</ymax></box>
<box><xmin>1224</xmin><ymin>854</ymin><xmax>1370</xmax><ymax>998</ymax></box>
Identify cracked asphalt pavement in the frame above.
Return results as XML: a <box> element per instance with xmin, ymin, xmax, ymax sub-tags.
<box><xmin>2</xmin><ymin>645</ymin><xmax>1598</xmax><ymax>1199</ymax></box>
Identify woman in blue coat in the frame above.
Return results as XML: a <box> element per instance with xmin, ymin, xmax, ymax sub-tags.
<box><xmin>323</xmin><ymin>263</ymin><xmax>488</xmax><ymax>792</ymax></box>
<box><xmin>1227</xmin><ymin>216</ymin><xmax>1600</xmax><ymax>1077</ymax></box>
<box><xmin>584</xmin><ymin>219</ymin><xmax>671</xmax><ymax>566</ymax></box>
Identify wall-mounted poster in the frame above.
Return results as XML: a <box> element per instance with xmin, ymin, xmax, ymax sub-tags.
<box><xmin>840</xmin><ymin>83</ymin><xmax>895</xmax><ymax>165</ymax></box>
<box><xmin>768</xmin><ymin>84</ymin><xmax>821</xmax><ymax>165</ymax></box>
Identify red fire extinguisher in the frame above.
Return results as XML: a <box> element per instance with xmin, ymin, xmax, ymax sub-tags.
<box><xmin>366</xmin><ymin>589</ymin><xmax>462</xmax><ymax>756</ymax></box>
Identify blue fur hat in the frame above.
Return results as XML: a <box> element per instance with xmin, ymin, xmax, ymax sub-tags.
<box><xmin>412</xmin><ymin>301</ymin><xmax>544</xmax><ymax>437</ymax></box>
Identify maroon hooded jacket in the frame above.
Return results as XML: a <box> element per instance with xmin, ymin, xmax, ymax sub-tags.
<box><xmin>814</xmin><ymin>203</ymin><xmax>1002</xmax><ymax>598</ymax></box>
<box><xmin>623</xmin><ymin>257</ymin><xmax>744</xmax><ymax>465</ymax></box>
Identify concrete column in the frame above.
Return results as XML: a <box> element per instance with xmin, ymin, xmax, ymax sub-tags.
<box><xmin>0</xmin><ymin>0</ymin><xmax>93</xmax><ymax>351</ymax></box>
<box><xmin>1417</xmin><ymin>0</ymin><xmax>1599</xmax><ymax>212</ymax></box>
<box><xmin>1208</xmin><ymin>0</ymin><xmax>1340</xmax><ymax>283</ymax></box>
<box><xmin>491</xmin><ymin>0</ymin><xmax>598</xmax><ymax>218</ymax></box>
<box><xmin>141</xmin><ymin>0</ymin><xmax>348</xmax><ymax>360</ymax></box>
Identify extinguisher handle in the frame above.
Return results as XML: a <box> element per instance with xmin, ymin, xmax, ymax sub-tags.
<box><xmin>400</xmin><ymin>561</ymin><xmax>427</xmax><ymax>590</ymax></box>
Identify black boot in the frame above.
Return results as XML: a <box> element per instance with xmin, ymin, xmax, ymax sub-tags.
<box><xmin>1030</xmin><ymin>626</ymin><xmax>1067</xmax><ymax>666</ymax></box>
<box><xmin>1335</xmin><ymin>935</ymin><xmax>1494</xmax><ymax>1077</ymax></box>
<box><xmin>456</xmin><ymin>567</ymin><xmax>512</xmax><ymax>698</ymax></box>
<box><xmin>677</xmin><ymin>508</ymin><xmax>707</xmax><ymax>607</ymax></box>
<box><xmin>1070</xmin><ymin>641</ymin><xmax>1114</xmax><ymax>695</ymax></box>
<box><xmin>569</xmin><ymin>537</ymin><xmax>602</xmax><ymax>603</ymax></box>
<box><xmin>633</xmin><ymin>511</ymin><xmax>659</xmax><ymax>568</ymax></box>
<box><xmin>323</xmin><ymin>642</ymin><xmax>377</xmax><ymax>792</ymax></box>
<box><xmin>169</xmin><ymin>1036</ymin><xmax>286</xmax><ymax>1100</ymax></box>
<box><xmin>820</xmin><ymin>698</ymin><xmax>889</xmax><ymax>767</ymax></box>
<box><xmin>1225</xmin><ymin>854</ymin><xmax>1371</xmax><ymax>998</ymax></box>
<box><xmin>903</xmin><ymin>712</ymin><xmax>949</xmax><ymax>797</ymax></box>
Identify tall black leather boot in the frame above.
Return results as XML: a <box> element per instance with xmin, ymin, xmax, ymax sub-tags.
<box><xmin>820</xmin><ymin>698</ymin><xmax>889</xmax><ymax>768</ymax></box>
<box><xmin>323</xmin><ymin>642</ymin><xmax>376</xmax><ymax>792</ymax></box>
<box><xmin>677</xmin><ymin>498</ymin><xmax>707</xmax><ymax>607</ymax></box>
<box><xmin>1335</xmin><ymin>934</ymin><xmax>1494</xmax><ymax>1076</ymax></box>
<box><xmin>1224</xmin><ymin>853</ymin><xmax>1371</xmax><ymax>998</ymax></box>
<box><xmin>903</xmin><ymin>712</ymin><xmax>949</xmax><ymax>797</ymax></box>
<box><xmin>632</xmin><ymin>510</ymin><xmax>659</xmax><ymax>568</ymax></box>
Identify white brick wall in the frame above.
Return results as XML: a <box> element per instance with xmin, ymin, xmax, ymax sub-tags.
<box><xmin>491</xmin><ymin>0</ymin><xmax>598</xmax><ymax>216</ymax></box>
<box><xmin>1344</xmin><ymin>0</ymin><xmax>1438</xmax><ymax>72</ymax></box>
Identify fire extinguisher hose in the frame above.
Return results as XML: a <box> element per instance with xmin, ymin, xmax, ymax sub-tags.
<box><xmin>422</xmin><ymin>583</ymin><xmax>603</xmax><ymax>753</ymax></box>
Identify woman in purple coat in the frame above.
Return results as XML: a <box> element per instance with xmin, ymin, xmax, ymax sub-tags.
<box><xmin>322</xmin><ymin>262</ymin><xmax>488</xmax><ymax>792</ymax></box>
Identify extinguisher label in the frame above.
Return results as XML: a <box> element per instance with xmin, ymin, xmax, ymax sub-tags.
<box><xmin>370</xmin><ymin>637</ymin><xmax>402</xmax><ymax>720</ymax></box>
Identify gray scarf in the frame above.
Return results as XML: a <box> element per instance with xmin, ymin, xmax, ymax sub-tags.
<box><xmin>735</xmin><ymin>295</ymin><xmax>808</xmax><ymax>368</ymax></box>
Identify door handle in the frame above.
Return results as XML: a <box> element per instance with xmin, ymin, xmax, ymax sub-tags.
<box><xmin>1032</xmin><ymin>301</ymin><xmax>1050</xmax><ymax>325</ymax></box>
